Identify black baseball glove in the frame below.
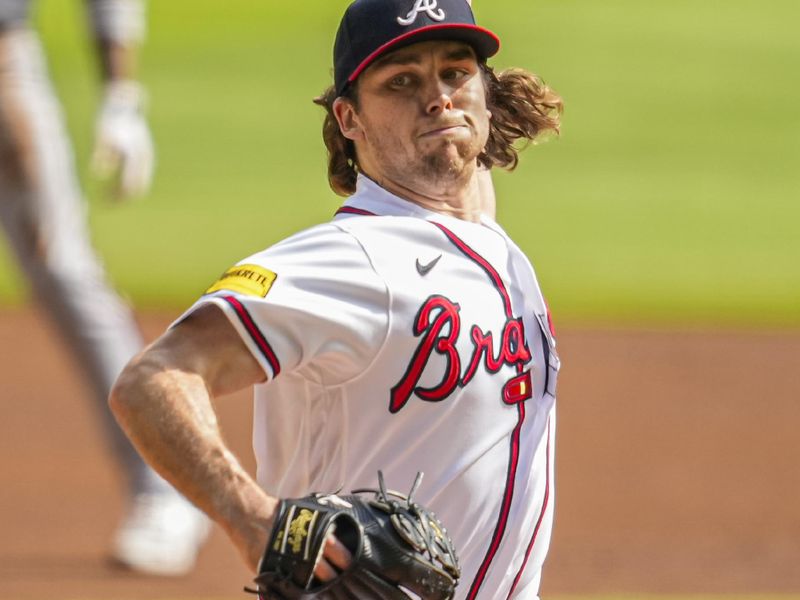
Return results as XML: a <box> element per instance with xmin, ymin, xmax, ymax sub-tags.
<box><xmin>250</xmin><ymin>472</ymin><xmax>460</xmax><ymax>599</ymax></box>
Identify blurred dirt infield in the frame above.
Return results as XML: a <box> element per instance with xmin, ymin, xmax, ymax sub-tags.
<box><xmin>1</xmin><ymin>308</ymin><xmax>798</xmax><ymax>599</ymax></box>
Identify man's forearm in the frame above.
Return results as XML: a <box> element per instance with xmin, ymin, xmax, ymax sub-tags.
<box><xmin>109</xmin><ymin>351</ymin><xmax>277</xmax><ymax>571</ymax></box>
<box><xmin>87</xmin><ymin>0</ymin><xmax>145</xmax><ymax>81</ymax></box>
<box><xmin>94</xmin><ymin>38</ymin><xmax>137</xmax><ymax>82</ymax></box>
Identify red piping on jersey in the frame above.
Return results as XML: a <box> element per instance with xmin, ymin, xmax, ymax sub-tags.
<box><xmin>431</xmin><ymin>223</ymin><xmax>513</xmax><ymax>316</ymax></box>
<box><xmin>431</xmin><ymin>222</ymin><xmax>525</xmax><ymax>600</ymax></box>
<box><xmin>334</xmin><ymin>206</ymin><xmax>377</xmax><ymax>217</ymax></box>
<box><xmin>544</xmin><ymin>299</ymin><xmax>556</xmax><ymax>337</ymax></box>
<box><xmin>506</xmin><ymin>417</ymin><xmax>552</xmax><ymax>598</ymax></box>
<box><xmin>223</xmin><ymin>296</ymin><xmax>281</xmax><ymax>377</ymax></box>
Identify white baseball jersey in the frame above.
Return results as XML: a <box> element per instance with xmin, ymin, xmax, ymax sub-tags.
<box><xmin>183</xmin><ymin>174</ymin><xmax>560</xmax><ymax>599</ymax></box>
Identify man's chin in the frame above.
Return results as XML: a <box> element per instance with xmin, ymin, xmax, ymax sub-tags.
<box><xmin>418</xmin><ymin>158</ymin><xmax>468</xmax><ymax>185</ymax></box>
<box><xmin>421</xmin><ymin>145</ymin><xmax>478</xmax><ymax>177</ymax></box>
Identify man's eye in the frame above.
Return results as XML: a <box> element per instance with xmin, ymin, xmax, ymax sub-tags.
<box><xmin>390</xmin><ymin>74</ymin><xmax>411</xmax><ymax>87</ymax></box>
<box><xmin>443</xmin><ymin>69</ymin><xmax>467</xmax><ymax>82</ymax></box>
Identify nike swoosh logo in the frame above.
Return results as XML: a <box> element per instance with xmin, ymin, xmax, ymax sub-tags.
<box><xmin>416</xmin><ymin>254</ymin><xmax>442</xmax><ymax>276</ymax></box>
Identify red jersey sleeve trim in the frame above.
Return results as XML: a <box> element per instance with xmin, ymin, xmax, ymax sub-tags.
<box><xmin>223</xmin><ymin>295</ymin><xmax>281</xmax><ymax>378</ymax></box>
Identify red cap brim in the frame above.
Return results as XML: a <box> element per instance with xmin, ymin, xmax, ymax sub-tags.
<box><xmin>346</xmin><ymin>23</ymin><xmax>500</xmax><ymax>85</ymax></box>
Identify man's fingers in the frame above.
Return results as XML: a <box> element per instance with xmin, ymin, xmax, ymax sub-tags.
<box><xmin>324</xmin><ymin>533</ymin><xmax>353</xmax><ymax>570</ymax></box>
<box><xmin>91</xmin><ymin>143</ymin><xmax>120</xmax><ymax>177</ymax></box>
<box><xmin>120</xmin><ymin>147</ymin><xmax>154</xmax><ymax>198</ymax></box>
<box><xmin>312</xmin><ymin>529</ymin><xmax>354</xmax><ymax>581</ymax></box>
<box><xmin>314</xmin><ymin>557</ymin><xmax>338</xmax><ymax>582</ymax></box>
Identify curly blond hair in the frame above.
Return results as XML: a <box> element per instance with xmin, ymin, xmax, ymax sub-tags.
<box><xmin>313</xmin><ymin>63</ymin><xmax>563</xmax><ymax>196</ymax></box>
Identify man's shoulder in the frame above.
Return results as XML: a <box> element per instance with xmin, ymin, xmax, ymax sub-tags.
<box><xmin>275</xmin><ymin>220</ymin><xmax>349</xmax><ymax>244</ymax></box>
<box><xmin>241</xmin><ymin>220</ymin><xmax>373</xmax><ymax>272</ymax></box>
<box><xmin>271</xmin><ymin>213</ymin><xmax>429</xmax><ymax>250</ymax></box>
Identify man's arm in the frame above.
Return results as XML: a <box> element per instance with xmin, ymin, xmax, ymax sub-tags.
<box><xmin>477</xmin><ymin>168</ymin><xmax>496</xmax><ymax>219</ymax></box>
<box><xmin>109</xmin><ymin>304</ymin><xmax>274</xmax><ymax>569</ymax></box>
<box><xmin>87</xmin><ymin>0</ymin><xmax>144</xmax><ymax>82</ymax></box>
<box><xmin>87</xmin><ymin>0</ymin><xmax>154</xmax><ymax>198</ymax></box>
<box><xmin>464</xmin><ymin>0</ymin><xmax>498</xmax><ymax>219</ymax></box>
<box><xmin>109</xmin><ymin>304</ymin><xmax>352</xmax><ymax>576</ymax></box>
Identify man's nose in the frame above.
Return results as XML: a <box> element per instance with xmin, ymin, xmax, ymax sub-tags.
<box><xmin>425</xmin><ymin>81</ymin><xmax>454</xmax><ymax>115</ymax></box>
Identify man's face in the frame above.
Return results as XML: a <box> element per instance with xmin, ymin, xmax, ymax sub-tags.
<box><xmin>335</xmin><ymin>40</ymin><xmax>491</xmax><ymax>192</ymax></box>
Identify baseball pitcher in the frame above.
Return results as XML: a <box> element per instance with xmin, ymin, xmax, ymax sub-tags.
<box><xmin>110</xmin><ymin>0</ymin><xmax>563</xmax><ymax>597</ymax></box>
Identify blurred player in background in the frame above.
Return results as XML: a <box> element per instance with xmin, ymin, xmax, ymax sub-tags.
<box><xmin>0</xmin><ymin>0</ymin><xmax>208</xmax><ymax>575</ymax></box>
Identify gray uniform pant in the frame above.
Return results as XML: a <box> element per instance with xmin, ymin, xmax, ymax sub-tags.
<box><xmin>0</xmin><ymin>26</ymin><xmax>165</xmax><ymax>495</ymax></box>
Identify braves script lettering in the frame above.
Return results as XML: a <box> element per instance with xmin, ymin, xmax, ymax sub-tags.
<box><xmin>397</xmin><ymin>0</ymin><xmax>446</xmax><ymax>26</ymax></box>
<box><xmin>390</xmin><ymin>295</ymin><xmax>531</xmax><ymax>413</ymax></box>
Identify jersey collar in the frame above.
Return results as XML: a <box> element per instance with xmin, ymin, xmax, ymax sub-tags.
<box><xmin>335</xmin><ymin>174</ymin><xmax>433</xmax><ymax>219</ymax></box>
<box><xmin>336</xmin><ymin>174</ymin><xmax>503</xmax><ymax>233</ymax></box>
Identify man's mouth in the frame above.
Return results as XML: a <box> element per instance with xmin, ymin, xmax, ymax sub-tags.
<box><xmin>419</xmin><ymin>124</ymin><xmax>467</xmax><ymax>138</ymax></box>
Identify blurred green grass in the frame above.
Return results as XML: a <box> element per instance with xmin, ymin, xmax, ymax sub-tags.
<box><xmin>0</xmin><ymin>0</ymin><xmax>797</xmax><ymax>327</ymax></box>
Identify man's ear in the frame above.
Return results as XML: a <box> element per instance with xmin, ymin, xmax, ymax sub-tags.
<box><xmin>333</xmin><ymin>97</ymin><xmax>363</xmax><ymax>141</ymax></box>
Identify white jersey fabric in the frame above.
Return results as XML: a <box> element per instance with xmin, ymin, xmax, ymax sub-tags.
<box><xmin>181</xmin><ymin>175</ymin><xmax>560</xmax><ymax>599</ymax></box>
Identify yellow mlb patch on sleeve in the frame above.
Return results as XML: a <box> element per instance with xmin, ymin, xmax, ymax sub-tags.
<box><xmin>205</xmin><ymin>264</ymin><xmax>277</xmax><ymax>298</ymax></box>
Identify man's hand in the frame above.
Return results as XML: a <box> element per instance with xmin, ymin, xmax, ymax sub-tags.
<box><xmin>91</xmin><ymin>79</ymin><xmax>154</xmax><ymax>199</ymax></box>
<box><xmin>313</xmin><ymin>532</ymin><xmax>354</xmax><ymax>581</ymax></box>
<box><xmin>252</xmin><ymin>473</ymin><xmax>460</xmax><ymax>599</ymax></box>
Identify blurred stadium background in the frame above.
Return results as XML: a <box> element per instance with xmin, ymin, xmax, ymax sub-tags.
<box><xmin>1</xmin><ymin>0</ymin><xmax>797</xmax><ymax>326</ymax></box>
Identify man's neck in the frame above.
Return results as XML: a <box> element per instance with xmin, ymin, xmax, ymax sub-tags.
<box><xmin>361</xmin><ymin>170</ymin><xmax>484</xmax><ymax>223</ymax></box>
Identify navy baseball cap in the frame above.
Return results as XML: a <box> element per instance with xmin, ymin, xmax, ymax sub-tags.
<box><xmin>333</xmin><ymin>0</ymin><xmax>500</xmax><ymax>96</ymax></box>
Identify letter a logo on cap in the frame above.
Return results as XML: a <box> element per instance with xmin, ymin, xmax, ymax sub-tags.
<box><xmin>397</xmin><ymin>0</ymin><xmax>446</xmax><ymax>26</ymax></box>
